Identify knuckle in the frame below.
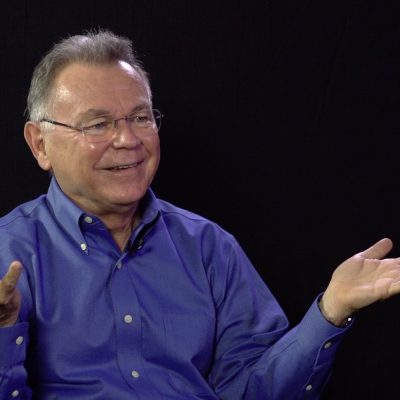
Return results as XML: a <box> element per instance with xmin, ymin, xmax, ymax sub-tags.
<box><xmin>3</xmin><ymin>281</ymin><xmax>14</xmax><ymax>290</ymax></box>
<box><xmin>1</xmin><ymin>278</ymin><xmax>16</xmax><ymax>291</ymax></box>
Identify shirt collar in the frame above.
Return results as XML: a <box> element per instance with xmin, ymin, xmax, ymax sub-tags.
<box><xmin>136</xmin><ymin>188</ymin><xmax>161</xmax><ymax>227</ymax></box>
<box><xmin>47</xmin><ymin>177</ymin><xmax>86</xmax><ymax>244</ymax></box>
<box><xmin>46</xmin><ymin>177</ymin><xmax>161</xmax><ymax>249</ymax></box>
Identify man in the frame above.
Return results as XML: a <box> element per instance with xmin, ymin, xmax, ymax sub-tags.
<box><xmin>0</xmin><ymin>30</ymin><xmax>399</xmax><ymax>400</ymax></box>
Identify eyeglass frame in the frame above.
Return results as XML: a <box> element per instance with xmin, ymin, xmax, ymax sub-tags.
<box><xmin>38</xmin><ymin>108</ymin><xmax>163</xmax><ymax>140</ymax></box>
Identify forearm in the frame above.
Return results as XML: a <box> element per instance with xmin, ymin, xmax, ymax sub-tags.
<box><xmin>211</xmin><ymin>297</ymin><xmax>352</xmax><ymax>400</ymax></box>
<box><xmin>243</xmin><ymin>297</ymin><xmax>352</xmax><ymax>400</ymax></box>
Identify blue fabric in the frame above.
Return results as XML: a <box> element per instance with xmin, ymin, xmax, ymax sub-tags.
<box><xmin>0</xmin><ymin>178</ymin><xmax>351</xmax><ymax>399</ymax></box>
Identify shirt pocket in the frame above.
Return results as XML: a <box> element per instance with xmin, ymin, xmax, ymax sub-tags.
<box><xmin>163</xmin><ymin>313</ymin><xmax>216</xmax><ymax>397</ymax></box>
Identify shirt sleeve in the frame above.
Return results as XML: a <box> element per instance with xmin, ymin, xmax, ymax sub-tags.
<box><xmin>243</xmin><ymin>298</ymin><xmax>352</xmax><ymax>399</ymax></box>
<box><xmin>0</xmin><ymin>322</ymin><xmax>32</xmax><ymax>400</ymax></box>
<box><xmin>206</xmin><ymin>237</ymin><xmax>352</xmax><ymax>400</ymax></box>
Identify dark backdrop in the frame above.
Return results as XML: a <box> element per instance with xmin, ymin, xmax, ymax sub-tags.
<box><xmin>1</xmin><ymin>1</ymin><xmax>400</xmax><ymax>398</ymax></box>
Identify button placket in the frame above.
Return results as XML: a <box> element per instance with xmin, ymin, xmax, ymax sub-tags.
<box><xmin>110</xmin><ymin>257</ymin><xmax>145</xmax><ymax>389</ymax></box>
<box><xmin>15</xmin><ymin>336</ymin><xmax>24</xmax><ymax>345</ymax></box>
<box><xmin>124</xmin><ymin>314</ymin><xmax>134</xmax><ymax>324</ymax></box>
<box><xmin>131</xmin><ymin>370</ymin><xmax>140</xmax><ymax>379</ymax></box>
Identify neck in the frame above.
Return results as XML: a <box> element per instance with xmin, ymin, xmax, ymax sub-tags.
<box><xmin>90</xmin><ymin>204</ymin><xmax>140</xmax><ymax>251</ymax></box>
<box><xmin>111</xmin><ymin>215</ymin><xmax>138</xmax><ymax>250</ymax></box>
<box><xmin>62</xmin><ymin>187</ymin><xmax>142</xmax><ymax>250</ymax></box>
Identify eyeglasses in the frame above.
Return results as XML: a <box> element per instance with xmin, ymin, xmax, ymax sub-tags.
<box><xmin>39</xmin><ymin>109</ymin><xmax>163</xmax><ymax>143</ymax></box>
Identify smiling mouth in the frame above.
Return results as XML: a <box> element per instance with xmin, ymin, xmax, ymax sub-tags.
<box><xmin>108</xmin><ymin>162</ymin><xmax>142</xmax><ymax>171</ymax></box>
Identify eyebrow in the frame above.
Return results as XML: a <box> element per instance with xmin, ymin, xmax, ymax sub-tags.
<box><xmin>76</xmin><ymin>103</ymin><xmax>152</xmax><ymax>121</ymax></box>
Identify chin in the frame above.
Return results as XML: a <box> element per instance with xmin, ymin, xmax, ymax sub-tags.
<box><xmin>98</xmin><ymin>181</ymin><xmax>151</xmax><ymax>207</ymax></box>
<box><xmin>107</xmin><ymin>191</ymin><xmax>146</xmax><ymax>207</ymax></box>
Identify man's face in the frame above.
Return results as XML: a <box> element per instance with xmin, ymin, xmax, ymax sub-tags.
<box><xmin>30</xmin><ymin>61</ymin><xmax>160</xmax><ymax>217</ymax></box>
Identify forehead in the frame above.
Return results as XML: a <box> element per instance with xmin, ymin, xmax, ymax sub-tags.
<box><xmin>51</xmin><ymin>62</ymin><xmax>151</xmax><ymax>117</ymax></box>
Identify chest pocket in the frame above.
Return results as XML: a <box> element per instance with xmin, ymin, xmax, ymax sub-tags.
<box><xmin>143</xmin><ymin>313</ymin><xmax>217</xmax><ymax>397</ymax></box>
<box><xmin>165</xmin><ymin>314</ymin><xmax>216</xmax><ymax>396</ymax></box>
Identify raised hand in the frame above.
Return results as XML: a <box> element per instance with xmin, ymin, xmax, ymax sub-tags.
<box><xmin>320</xmin><ymin>238</ymin><xmax>400</xmax><ymax>326</ymax></box>
<box><xmin>0</xmin><ymin>261</ymin><xmax>23</xmax><ymax>327</ymax></box>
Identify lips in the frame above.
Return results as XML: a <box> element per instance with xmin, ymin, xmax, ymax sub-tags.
<box><xmin>106</xmin><ymin>161</ymin><xmax>143</xmax><ymax>171</ymax></box>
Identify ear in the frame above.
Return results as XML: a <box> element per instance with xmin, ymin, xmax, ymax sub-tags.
<box><xmin>24</xmin><ymin>121</ymin><xmax>52</xmax><ymax>171</ymax></box>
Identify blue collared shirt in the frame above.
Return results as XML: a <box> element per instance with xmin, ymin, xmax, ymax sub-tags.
<box><xmin>0</xmin><ymin>178</ymin><xmax>350</xmax><ymax>399</ymax></box>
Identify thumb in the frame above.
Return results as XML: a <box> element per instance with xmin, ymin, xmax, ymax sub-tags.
<box><xmin>357</xmin><ymin>238</ymin><xmax>393</xmax><ymax>260</ymax></box>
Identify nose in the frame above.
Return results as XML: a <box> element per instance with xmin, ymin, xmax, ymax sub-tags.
<box><xmin>111</xmin><ymin>118</ymin><xmax>142</xmax><ymax>148</ymax></box>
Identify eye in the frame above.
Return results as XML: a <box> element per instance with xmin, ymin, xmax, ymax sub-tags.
<box><xmin>128</xmin><ymin>113</ymin><xmax>152</xmax><ymax>126</ymax></box>
<box><xmin>82</xmin><ymin>119</ymin><xmax>110</xmax><ymax>134</ymax></box>
<box><xmin>89</xmin><ymin>122</ymin><xmax>108</xmax><ymax>130</ymax></box>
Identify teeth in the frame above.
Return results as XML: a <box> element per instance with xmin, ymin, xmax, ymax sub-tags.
<box><xmin>110</xmin><ymin>162</ymin><xmax>139</xmax><ymax>170</ymax></box>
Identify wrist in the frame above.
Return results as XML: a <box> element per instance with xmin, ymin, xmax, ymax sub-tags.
<box><xmin>319</xmin><ymin>292</ymin><xmax>353</xmax><ymax>327</ymax></box>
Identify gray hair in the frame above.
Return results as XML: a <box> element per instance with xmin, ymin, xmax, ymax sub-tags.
<box><xmin>26</xmin><ymin>29</ymin><xmax>151</xmax><ymax>121</ymax></box>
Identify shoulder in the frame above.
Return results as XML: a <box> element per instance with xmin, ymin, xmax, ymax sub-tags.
<box><xmin>156</xmin><ymin>198</ymin><xmax>238</xmax><ymax>249</ymax></box>
<box><xmin>0</xmin><ymin>195</ymin><xmax>48</xmax><ymax>229</ymax></box>
<box><xmin>158</xmin><ymin>199</ymin><xmax>209</xmax><ymax>222</ymax></box>
<box><xmin>0</xmin><ymin>195</ymin><xmax>49</xmax><ymax>274</ymax></box>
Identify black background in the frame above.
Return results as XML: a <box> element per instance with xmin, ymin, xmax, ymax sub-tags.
<box><xmin>2</xmin><ymin>1</ymin><xmax>400</xmax><ymax>398</ymax></box>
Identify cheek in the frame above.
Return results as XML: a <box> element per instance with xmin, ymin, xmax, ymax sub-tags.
<box><xmin>145</xmin><ymin>135</ymin><xmax>161</xmax><ymax>158</ymax></box>
<box><xmin>46</xmin><ymin>138</ymin><xmax>100</xmax><ymax>175</ymax></box>
<box><xmin>146</xmin><ymin>138</ymin><xmax>161</xmax><ymax>173</ymax></box>
<box><xmin>44</xmin><ymin>141</ymin><xmax>68</xmax><ymax>171</ymax></box>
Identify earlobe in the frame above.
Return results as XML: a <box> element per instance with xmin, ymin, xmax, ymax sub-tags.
<box><xmin>24</xmin><ymin>121</ymin><xmax>52</xmax><ymax>171</ymax></box>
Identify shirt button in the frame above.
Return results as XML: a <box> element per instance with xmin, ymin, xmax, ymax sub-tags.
<box><xmin>124</xmin><ymin>314</ymin><xmax>134</xmax><ymax>324</ymax></box>
<box><xmin>11</xmin><ymin>390</ymin><xmax>19</xmax><ymax>397</ymax></box>
<box><xmin>306</xmin><ymin>384</ymin><xmax>313</xmax><ymax>391</ymax></box>
<box><xmin>84</xmin><ymin>216</ymin><xmax>93</xmax><ymax>224</ymax></box>
<box><xmin>324</xmin><ymin>341</ymin><xmax>332</xmax><ymax>349</ymax></box>
<box><xmin>15</xmin><ymin>336</ymin><xmax>24</xmax><ymax>345</ymax></box>
<box><xmin>80</xmin><ymin>243</ymin><xmax>87</xmax><ymax>251</ymax></box>
<box><xmin>131</xmin><ymin>370</ymin><xmax>140</xmax><ymax>379</ymax></box>
<box><xmin>116</xmin><ymin>261</ymin><xmax>122</xmax><ymax>269</ymax></box>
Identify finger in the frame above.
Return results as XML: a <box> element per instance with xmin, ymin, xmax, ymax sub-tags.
<box><xmin>357</xmin><ymin>238</ymin><xmax>393</xmax><ymax>260</ymax></box>
<box><xmin>1</xmin><ymin>261</ymin><xmax>23</xmax><ymax>294</ymax></box>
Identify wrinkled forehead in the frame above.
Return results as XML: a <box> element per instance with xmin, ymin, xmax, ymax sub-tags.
<box><xmin>49</xmin><ymin>61</ymin><xmax>152</xmax><ymax>118</ymax></box>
